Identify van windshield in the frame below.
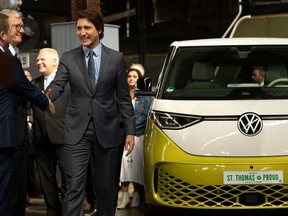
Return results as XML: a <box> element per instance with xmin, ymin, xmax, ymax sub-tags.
<box><xmin>161</xmin><ymin>45</ymin><xmax>288</xmax><ymax>100</ymax></box>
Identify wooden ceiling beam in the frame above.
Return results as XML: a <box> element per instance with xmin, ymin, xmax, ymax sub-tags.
<box><xmin>103</xmin><ymin>8</ymin><xmax>136</xmax><ymax>23</ymax></box>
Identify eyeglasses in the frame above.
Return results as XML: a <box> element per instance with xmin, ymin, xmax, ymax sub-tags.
<box><xmin>12</xmin><ymin>24</ymin><xmax>25</xmax><ymax>31</ymax></box>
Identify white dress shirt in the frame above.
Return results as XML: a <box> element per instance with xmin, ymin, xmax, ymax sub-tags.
<box><xmin>44</xmin><ymin>71</ymin><xmax>56</xmax><ymax>90</ymax></box>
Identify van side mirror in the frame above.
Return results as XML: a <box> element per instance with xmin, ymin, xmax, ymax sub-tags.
<box><xmin>136</xmin><ymin>77</ymin><xmax>157</xmax><ymax>96</ymax></box>
<box><xmin>137</xmin><ymin>77</ymin><xmax>153</xmax><ymax>91</ymax></box>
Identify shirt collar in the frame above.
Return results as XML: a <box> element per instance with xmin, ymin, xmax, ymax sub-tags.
<box><xmin>8</xmin><ymin>44</ymin><xmax>16</xmax><ymax>56</ymax></box>
<box><xmin>44</xmin><ymin>71</ymin><xmax>56</xmax><ymax>80</ymax></box>
<box><xmin>83</xmin><ymin>43</ymin><xmax>102</xmax><ymax>57</ymax></box>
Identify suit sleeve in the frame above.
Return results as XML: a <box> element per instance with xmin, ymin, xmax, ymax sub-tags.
<box><xmin>116</xmin><ymin>54</ymin><xmax>136</xmax><ymax>135</ymax></box>
<box><xmin>46</xmin><ymin>53</ymin><xmax>69</xmax><ymax>102</ymax></box>
<box><xmin>13</xmin><ymin>58</ymin><xmax>49</xmax><ymax>111</ymax></box>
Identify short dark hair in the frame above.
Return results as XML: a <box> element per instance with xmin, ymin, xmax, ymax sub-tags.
<box><xmin>253</xmin><ymin>66</ymin><xmax>266</xmax><ymax>75</ymax></box>
<box><xmin>0</xmin><ymin>13</ymin><xmax>10</xmax><ymax>33</ymax></box>
<box><xmin>127</xmin><ymin>68</ymin><xmax>143</xmax><ymax>78</ymax></box>
<box><xmin>76</xmin><ymin>9</ymin><xmax>104</xmax><ymax>40</ymax></box>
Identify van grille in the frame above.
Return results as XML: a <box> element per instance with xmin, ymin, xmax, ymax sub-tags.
<box><xmin>157</xmin><ymin>168</ymin><xmax>288</xmax><ymax>208</ymax></box>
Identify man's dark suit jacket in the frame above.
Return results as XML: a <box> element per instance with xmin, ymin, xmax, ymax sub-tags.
<box><xmin>0</xmin><ymin>51</ymin><xmax>49</xmax><ymax>149</ymax></box>
<box><xmin>32</xmin><ymin>75</ymin><xmax>70</xmax><ymax>144</ymax></box>
<box><xmin>48</xmin><ymin>44</ymin><xmax>136</xmax><ymax>147</ymax></box>
<box><xmin>0</xmin><ymin>49</ymin><xmax>49</xmax><ymax>216</ymax></box>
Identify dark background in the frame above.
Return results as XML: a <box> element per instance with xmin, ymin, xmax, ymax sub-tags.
<box><xmin>8</xmin><ymin>0</ymin><xmax>288</xmax><ymax>81</ymax></box>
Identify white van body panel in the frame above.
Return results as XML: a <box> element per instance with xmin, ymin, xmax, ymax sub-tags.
<box><xmin>170</xmin><ymin>38</ymin><xmax>288</xmax><ymax>47</ymax></box>
<box><xmin>153</xmin><ymin>99</ymin><xmax>288</xmax><ymax>157</ymax></box>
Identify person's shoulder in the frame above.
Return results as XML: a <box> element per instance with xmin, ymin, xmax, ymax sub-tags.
<box><xmin>139</xmin><ymin>95</ymin><xmax>153</xmax><ymax>101</ymax></box>
<box><xmin>62</xmin><ymin>46</ymin><xmax>83</xmax><ymax>57</ymax></box>
<box><xmin>102</xmin><ymin>44</ymin><xmax>122</xmax><ymax>56</ymax></box>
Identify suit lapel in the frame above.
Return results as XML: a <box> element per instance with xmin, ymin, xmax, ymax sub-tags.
<box><xmin>40</xmin><ymin>76</ymin><xmax>45</xmax><ymax>91</ymax></box>
<box><xmin>33</xmin><ymin>76</ymin><xmax>45</xmax><ymax>91</ymax></box>
<box><xmin>94</xmin><ymin>45</ymin><xmax>110</xmax><ymax>94</ymax></box>
<box><xmin>74</xmin><ymin>46</ymin><xmax>94</xmax><ymax>93</ymax></box>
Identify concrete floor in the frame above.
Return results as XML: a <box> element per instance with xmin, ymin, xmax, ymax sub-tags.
<box><xmin>25</xmin><ymin>188</ymin><xmax>288</xmax><ymax>216</ymax></box>
<box><xmin>26</xmin><ymin>197</ymin><xmax>145</xmax><ymax>216</ymax></box>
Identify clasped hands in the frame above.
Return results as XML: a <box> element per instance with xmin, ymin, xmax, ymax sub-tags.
<box><xmin>45</xmin><ymin>88</ymin><xmax>55</xmax><ymax>114</ymax></box>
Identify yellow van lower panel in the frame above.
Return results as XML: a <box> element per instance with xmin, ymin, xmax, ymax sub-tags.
<box><xmin>144</xmin><ymin>119</ymin><xmax>288</xmax><ymax>209</ymax></box>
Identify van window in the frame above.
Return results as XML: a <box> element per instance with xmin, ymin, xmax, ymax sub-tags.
<box><xmin>160</xmin><ymin>45</ymin><xmax>288</xmax><ymax>100</ymax></box>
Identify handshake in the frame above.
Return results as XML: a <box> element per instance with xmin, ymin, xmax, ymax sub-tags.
<box><xmin>45</xmin><ymin>88</ymin><xmax>55</xmax><ymax>114</ymax></box>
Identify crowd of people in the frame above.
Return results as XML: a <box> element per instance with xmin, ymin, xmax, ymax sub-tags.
<box><xmin>0</xmin><ymin>8</ymin><xmax>153</xmax><ymax>216</ymax></box>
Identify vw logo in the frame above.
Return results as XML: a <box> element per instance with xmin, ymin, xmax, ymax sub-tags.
<box><xmin>237</xmin><ymin>112</ymin><xmax>263</xmax><ymax>136</ymax></box>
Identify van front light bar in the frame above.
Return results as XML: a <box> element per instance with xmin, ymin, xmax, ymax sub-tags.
<box><xmin>150</xmin><ymin>110</ymin><xmax>202</xmax><ymax>130</ymax></box>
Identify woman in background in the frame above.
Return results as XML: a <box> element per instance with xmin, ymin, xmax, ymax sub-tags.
<box><xmin>117</xmin><ymin>64</ymin><xmax>152</xmax><ymax>209</ymax></box>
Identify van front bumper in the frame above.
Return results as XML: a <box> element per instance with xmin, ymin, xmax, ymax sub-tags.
<box><xmin>144</xmin><ymin>120</ymin><xmax>288</xmax><ymax>209</ymax></box>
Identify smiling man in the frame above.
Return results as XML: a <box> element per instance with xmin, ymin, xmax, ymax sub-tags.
<box><xmin>31</xmin><ymin>48</ymin><xmax>69</xmax><ymax>216</ymax></box>
<box><xmin>47</xmin><ymin>10</ymin><xmax>136</xmax><ymax>216</ymax></box>
<box><xmin>0</xmin><ymin>9</ymin><xmax>45</xmax><ymax>216</ymax></box>
<box><xmin>0</xmin><ymin>9</ymin><xmax>28</xmax><ymax>216</ymax></box>
<box><xmin>0</xmin><ymin>11</ymin><xmax>54</xmax><ymax>216</ymax></box>
<box><xmin>0</xmin><ymin>9</ymin><xmax>24</xmax><ymax>53</ymax></box>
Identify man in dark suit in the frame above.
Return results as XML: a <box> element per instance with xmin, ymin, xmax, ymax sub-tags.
<box><xmin>0</xmin><ymin>13</ymin><xmax>54</xmax><ymax>215</ymax></box>
<box><xmin>32</xmin><ymin>48</ymin><xmax>70</xmax><ymax>216</ymax></box>
<box><xmin>47</xmin><ymin>9</ymin><xmax>136</xmax><ymax>216</ymax></box>
<box><xmin>0</xmin><ymin>9</ymin><xmax>32</xmax><ymax>215</ymax></box>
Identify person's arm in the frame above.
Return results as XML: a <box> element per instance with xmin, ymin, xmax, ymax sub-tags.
<box><xmin>46</xmin><ymin>53</ymin><xmax>69</xmax><ymax>102</ymax></box>
<box><xmin>116</xmin><ymin>54</ymin><xmax>136</xmax><ymax>156</ymax></box>
<box><xmin>13</xmin><ymin>59</ymin><xmax>53</xmax><ymax>112</ymax></box>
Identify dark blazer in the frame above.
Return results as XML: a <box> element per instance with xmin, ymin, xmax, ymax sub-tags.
<box><xmin>32</xmin><ymin>75</ymin><xmax>70</xmax><ymax>144</ymax></box>
<box><xmin>48</xmin><ymin>44</ymin><xmax>136</xmax><ymax>147</ymax></box>
<box><xmin>0</xmin><ymin>51</ymin><xmax>49</xmax><ymax>149</ymax></box>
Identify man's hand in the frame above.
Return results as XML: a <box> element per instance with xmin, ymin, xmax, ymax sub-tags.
<box><xmin>124</xmin><ymin>134</ymin><xmax>135</xmax><ymax>156</ymax></box>
<box><xmin>45</xmin><ymin>88</ymin><xmax>55</xmax><ymax>114</ymax></box>
<box><xmin>46</xmin><ymin>88</ymin><xmax>53</xmax><ymax>101</ymax></box>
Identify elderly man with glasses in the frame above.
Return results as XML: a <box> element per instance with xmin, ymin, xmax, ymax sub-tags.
<box><xmin>0</xmin><ymin>9</ymin><xmax>25</xmax><ymax>53</ymax></box>
<box><xmin>0</xmin><ymin>9</ymin><xmax>29</xmax><ymax>216</ymax></box>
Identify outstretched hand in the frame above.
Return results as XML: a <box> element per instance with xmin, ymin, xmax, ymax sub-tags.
<box><xmin>45</xmin><ymin>88</ymin><xmax>55</xmax><ymax>114</ymax></box>
<box><xmin>46</xmin><ymin>88</ymin><xmax>53</xmax><ymax>101</ymax></box>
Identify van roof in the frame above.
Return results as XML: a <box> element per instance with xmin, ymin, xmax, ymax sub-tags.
<box><xmin>170</xmin><ymin>37</ymin><xmax>288</xmax><ymax>47</ymax></box>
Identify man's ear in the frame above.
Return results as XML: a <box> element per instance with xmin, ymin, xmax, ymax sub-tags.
<box><xmin>53</xmin><ymin>58</ymin><xmax>57</xmax><ymax>67</ymax></box>
<box><xmin>0</xmin><ymin>31</ymin><xmax>10</xmax><ymax>48</ymax></box>
<box><xmin>0</xmin><ymin>31</ymin><xmax>5</xmax><ymax>40</ymax></box>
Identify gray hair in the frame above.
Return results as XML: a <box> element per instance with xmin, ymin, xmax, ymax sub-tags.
<box><xmin>39</xmin><ymin>48</ymin><xmax>60</xmax><ymax>65</ymax></box>
<box><xmin>0</xmin><ymin>9</ymin><xmax>23</xmax><ymax>19</ymax></box>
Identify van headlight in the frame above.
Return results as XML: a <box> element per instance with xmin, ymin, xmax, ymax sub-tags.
<box><xmin>151</xmin><ymin>110</ymin><xmax>202</xmax><ymax>130</ymax></box>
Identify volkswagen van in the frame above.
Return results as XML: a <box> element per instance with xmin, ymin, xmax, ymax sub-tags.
<box><xmin>143</xmin><ymin>37</ymin><xmax>288</xmax><ymax>213</ymax></box>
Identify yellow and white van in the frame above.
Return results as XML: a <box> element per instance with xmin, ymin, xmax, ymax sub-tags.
<box><xmin>142</xmin><ymin>37</ymin><xmax>288</xmax><ymax>212</ymax></box>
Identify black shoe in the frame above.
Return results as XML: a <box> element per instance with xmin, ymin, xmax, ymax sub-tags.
<box><xmin>84</xmin><ymin>208</ymin><xmax>96</xmax><ymax>216</ymax></box>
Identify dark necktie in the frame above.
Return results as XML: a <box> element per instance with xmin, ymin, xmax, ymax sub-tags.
<box><xmin>88</xmin><ymin>50</ymin><xmax>96</xmax><ymax>89</ymax></box>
